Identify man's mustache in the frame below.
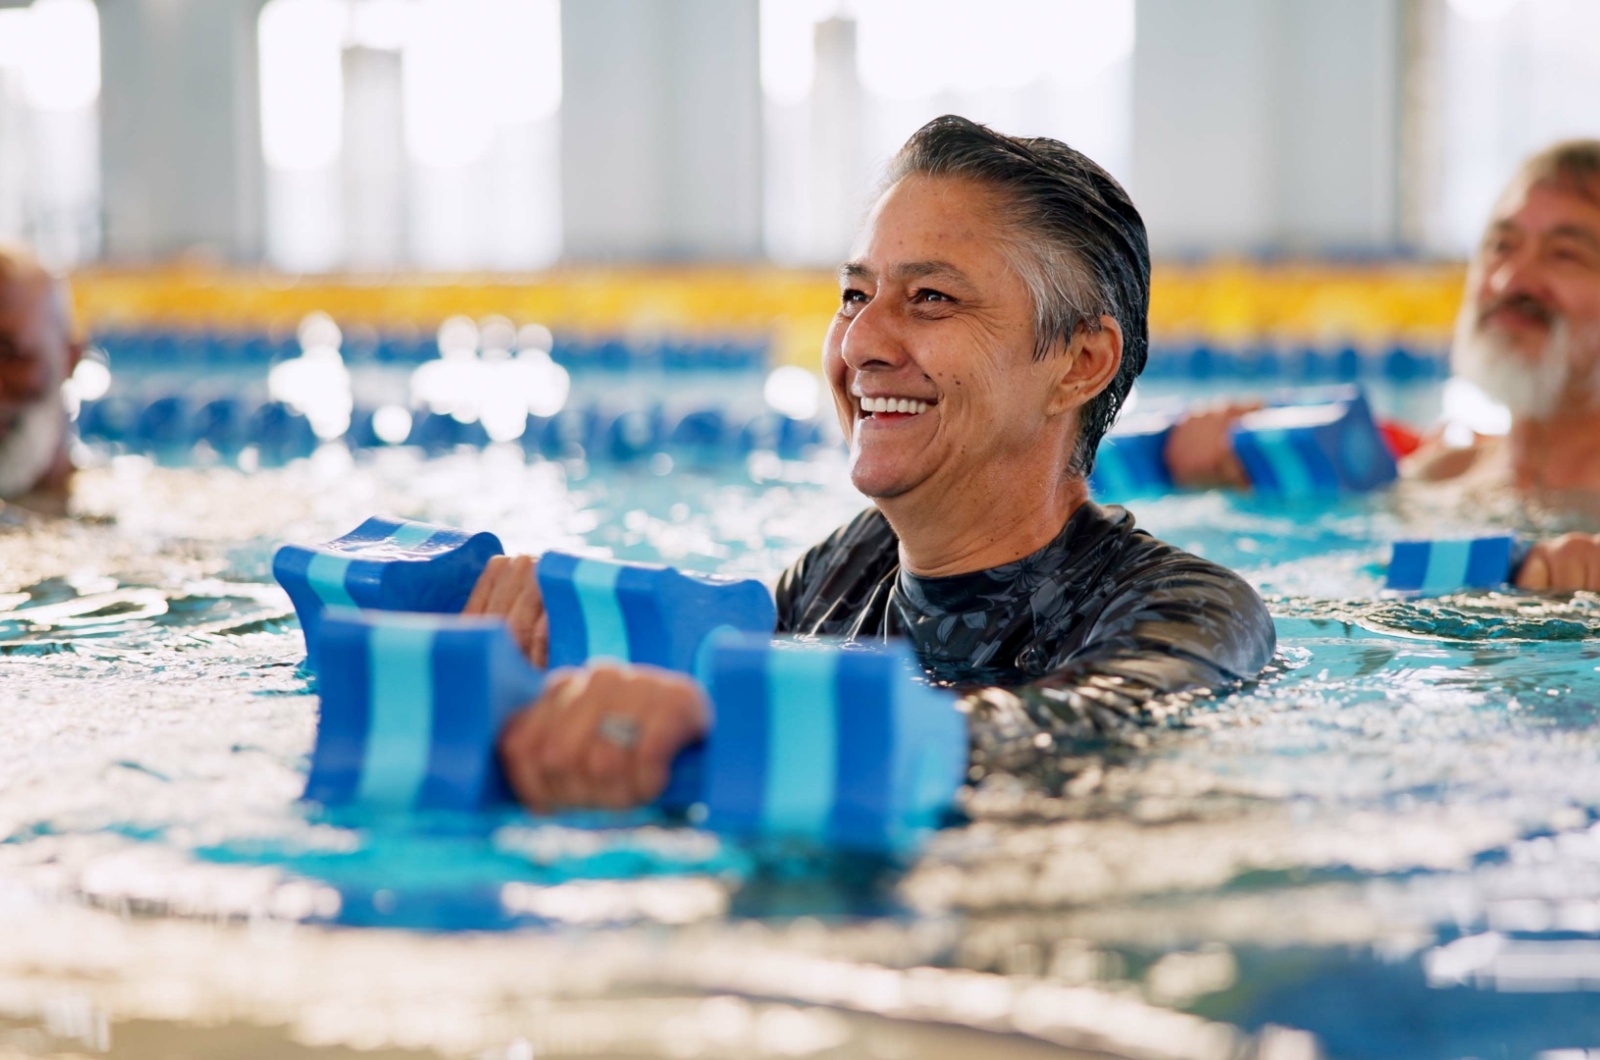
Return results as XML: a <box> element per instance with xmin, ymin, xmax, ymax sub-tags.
<box><xmin>1477</xmin><ymin>292</ymin><xmax>1558</xmax><ymax>328</ymax></box>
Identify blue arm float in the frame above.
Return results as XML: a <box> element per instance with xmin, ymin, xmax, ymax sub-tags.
<box><xmin>536</xmin><ymin>552</ymin><xmax>777</xmax><ymax>673</ymax></box>
<box><xmin>1087</xmin><ymin>419</ymin><xmax>1174</xmax><ymax>498</ymax></box>
<box><xmin>1230</xmin><ymin>389</ymin><xmax>1398</xmax><ymax>498</ymax></box>
<box><xmin>273</xmin><ymin>516</ymin><xmax>505</xmax><ymax>674</ymax></box>
<box><xmin>305</xmin><ymin>612</ymin><xmax>967</xmax><ymax>852</ymax></box>
<box><xmin>1386</xmin><ymin>535</ymin><xmax>1525</xmax><ymax>594</ymax></box>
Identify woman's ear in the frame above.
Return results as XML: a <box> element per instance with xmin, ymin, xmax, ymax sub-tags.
<box><xmin>1045</xmin><ymin>315</ymin><xmax>1123</xmax><ymax>416</ymax></box>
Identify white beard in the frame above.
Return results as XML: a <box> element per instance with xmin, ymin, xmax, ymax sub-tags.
<box><xmin>0</xmin><ymin>398</ymin><xmax>64</xmax><ymax>500</ymax></box>
<box><xmin>1451</xmin><ymin>303</ymin><xmax>1600</xmax><ymax>420</ymax></box>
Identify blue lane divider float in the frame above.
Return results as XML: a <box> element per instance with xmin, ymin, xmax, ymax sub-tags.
<box><xmin>1386</xmin><ymin>535</ymin><xmax>1526</xmax><ymax>594</ymax></box>
<box><xmin>306</xmin><ymin>611</ymin><xmax>967</xmax><ymax>851</ymax></box>
<box><xmin>274</xmin><ymin>517</ymin><xmax>779</xmax><ymax>677</ymax></box>
<box><xmin>273</xmin><ymin>516</ymin><xmax>506</xmax><ymax>674</ymax></box>
<box><xmin>1089</xmin><ymin>387</ymin><xmax>1398</xmax><ymax>500</ymax></box>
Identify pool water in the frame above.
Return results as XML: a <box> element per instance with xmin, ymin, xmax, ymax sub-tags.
<box><xmin>3</xmin><ymin>431</ymin><xmax>1600</xmax><ymax>1059</ymax></box>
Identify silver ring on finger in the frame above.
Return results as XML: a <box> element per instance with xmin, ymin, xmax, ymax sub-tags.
<box><xmin>596</xmin><ymin>713</ymin><xmax>641</xmax><ymax>751</ymax></box>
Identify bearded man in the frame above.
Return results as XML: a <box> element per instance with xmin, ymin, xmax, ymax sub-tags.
<box><xmin>1165</xmin><ymin>140</ymin><xmax>1600</xmax><ymax>591</ymax></box>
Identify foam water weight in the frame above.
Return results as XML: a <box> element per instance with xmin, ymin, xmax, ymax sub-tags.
<box><xmin>273</xmin><ymin>516</ymin><xmax>777</xmax><ymax>674</ymax></box>
<box><xmin>1089</xmin><ymin>387</ymin><xmax>1398</xmax><ymax>499</ymax></box>
<box><xmin>1386</xmin><ymin>535</ymin><xmax>1525</xmax><ymax>594</ymax></box>
<box><xmin>306</xmin><ymin>611</ymin><xmax>968</xmax><ymax>852</ymax></box>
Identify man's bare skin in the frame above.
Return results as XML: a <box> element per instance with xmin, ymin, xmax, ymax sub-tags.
<box><xmin>0</xmin><ymin>247</ymin><xmax>83</xmax><ymax>517</ymax></box>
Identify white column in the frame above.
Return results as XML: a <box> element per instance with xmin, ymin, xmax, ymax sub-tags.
<box><xmin>341</xmin><ymin>46</ymin><xmax>405</xmax><ymax>272</ymax></box>
<box><xmin>1131</xmin><ymin>0</ymin><xmax>1403</xmax><ymax>256</ymax></box>
<box><xmin>98</xmin><ymin>0</ymin><xmax>264</xmax><ymax>262</ymax></box>
<box><xmin>559</xmin><ymin>0</ymin><xmax>762</xmax><ymax>262</ymax></box>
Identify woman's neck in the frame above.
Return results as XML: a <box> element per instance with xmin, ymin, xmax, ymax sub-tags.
<box><xmin>881</xmin><ymin>475</ymin><xmax>1088</xmax><ymax>578</ymax></box>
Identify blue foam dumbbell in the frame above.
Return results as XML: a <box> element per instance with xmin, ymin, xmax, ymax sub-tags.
<box><xmin>275</xmin><ymin>518</ymin><xmax>779</xmax><ymax>677</ymax></box>
<box><xmin>536</xmin><ymin>552</ymin><xmax>777</xmax><ymax>673</ymax></box>
<box><xmin>1230</xmin><ymin>389</ymin><xmax>1398</xmax><ymax>498</ymax></box>
<box><xmin>305</xmin><ymin>611</ymin><xmax>967</xmax><ymax>851</ymax></box>
<box><xmin>273</xmin><ymin>516</ymin><xmax>506</xmax><ymax>673</ymax></box>
<box><xmin>1386</xmin><ymin>535</ymin><xmax>1525</xmax><ymax>594</ymax></box>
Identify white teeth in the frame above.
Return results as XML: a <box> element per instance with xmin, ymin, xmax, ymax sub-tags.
<box><xmin>859</xmin><ymin>396</ymin><xmax>930</xmax><ymax>415</ymax></box>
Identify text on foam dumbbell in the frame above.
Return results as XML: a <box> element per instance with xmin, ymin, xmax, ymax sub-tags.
<box><xmin>305</xmin><ymin>610</ymin><xmax>967</xmax><ymax>852</ymax></box>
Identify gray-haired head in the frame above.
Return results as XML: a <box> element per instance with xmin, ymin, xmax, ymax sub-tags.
<box><xmin>1509</xmin><ymin>138</ymin><xmax>1600</xmax><ymax>209</ymax></box>
<box><xmin>882</xmin><ymin>115</ymin><xmax>1150</xmax><ymax>475</ymax></box>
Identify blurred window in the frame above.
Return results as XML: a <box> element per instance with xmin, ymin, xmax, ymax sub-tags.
<box><xmin>0</xmin><ymin>0</ymin><xmax>101</xmax><ymax>269</ymax></box>
<box><xmin>259</xmin><ymin>0</ymin><xmax>562</xmax><ymax>273</ymax></box>
<box><xmin>760</xmin><ymin>0</ymin><xmax>1135</xmax><ymax>265</ymax></box>
<box><xmin>1424</xmin><ymin>0</ymin><xmax>1600</xmax><ymax>254</ymax></box>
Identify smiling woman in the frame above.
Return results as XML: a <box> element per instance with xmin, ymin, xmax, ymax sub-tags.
<box><xmin>470</xmin><ymin>116</ymin><xmax>1277</xmax><ymax>810</ymax></box>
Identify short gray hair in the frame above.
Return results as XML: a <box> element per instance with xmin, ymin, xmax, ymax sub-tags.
<box><xmin>882</xmin><ymin>115</ymin><xmax>1151</xmax><ymax>475</ymax></box>
<box><xmin>1514</xmin><ymin>139</ymin><xmax>1600</xmax><ymax>208</ymax></box>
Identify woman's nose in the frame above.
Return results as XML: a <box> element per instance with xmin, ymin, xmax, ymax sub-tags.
<box><xmin>839</xmin><ymin>299</ymin><xmax>910</xmax><ymax>372</ymax></box>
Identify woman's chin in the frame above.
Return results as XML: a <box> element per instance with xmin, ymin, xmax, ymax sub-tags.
<box><xmin>848</xmin><ymin>457</ymin><xmax>920</xmax><ymax>500</ymax></box>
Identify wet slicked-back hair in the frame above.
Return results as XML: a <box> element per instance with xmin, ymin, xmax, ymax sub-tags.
<box><xmin>883</xmin><ymin>115</ymin><xmax>1150</xmax><ymax>475</ymax></box>
<box><xmin>1515</xmin><ymin>139</ymin><xmax>1600</xmax><ymax>208</ymax></box>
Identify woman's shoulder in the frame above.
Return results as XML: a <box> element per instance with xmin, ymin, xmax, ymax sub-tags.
<box><xmin>773</xmin><ymin>507</ymin><xmax>899</xmax><ymax>632</ymax></box>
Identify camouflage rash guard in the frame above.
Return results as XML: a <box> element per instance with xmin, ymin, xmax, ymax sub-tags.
<box><xmin>774</xmin><ymin>502</ymin><xmax>1276</xmax><ymax>784</ymax></box>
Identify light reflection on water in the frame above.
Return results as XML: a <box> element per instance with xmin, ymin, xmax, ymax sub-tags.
<box><xmin>1</xmin><ymin>448</ymin><xmax>1600</xmax><ymax>1057</ymax></box>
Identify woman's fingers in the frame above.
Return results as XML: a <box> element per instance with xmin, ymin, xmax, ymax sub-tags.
<box><xmin>631</xmin><ymin>678</ymin><xmax>711</xmax><ymax>801</ymax></box>
<box><xmin>462</xmin><ymin>554</ymin><xmax>507</xmax><ymax>614</ymax></box>
<box><xmin>530</xmin><ymin>610</ymin><xmax>551</xmax><ymax>669</ymax></box>
<box><xmin>498</xmin><ymin>695</ymin><xmax>558</xmax><ymax>812</ymax></box>
<box><xmin>494</xmin><ymin>664</ymin><xmax>710</xmax><ymax>813</ymax></box>
<box><xmin>485</xmin><ymin>554</ymin><xmax>536</xmax><ymax>616</ymax></box>
<box><xmin>506</xmin><ymin>558</ymin><xmax>548</xmax><ymax>663</ymax></box>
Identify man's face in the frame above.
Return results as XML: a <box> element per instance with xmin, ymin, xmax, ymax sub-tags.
<box><xmin>1456</xmin><ymin>179</ymin><xmax>1600</xmax><ymax>417</ymax></box>
<box><xmin>823</xmin><ymin>174</ymin><xmax>1071</xmax><ymax>502</ymax></box>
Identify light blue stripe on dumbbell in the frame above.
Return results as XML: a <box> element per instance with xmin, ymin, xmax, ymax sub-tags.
<box><xmin>387</xmin><ymin>521</ymin><xmax>442</xmax><ymax>550</ymax></box>
<box><xmin>357</xmin><ymin>622</ymin><xmax>437</xmax><ymax>807</ymax></box>
<box><xmin>1420</xmin><ymin>539</ymin><xmax>1474</xmax><ymax>595</ymax></box>
<box><xmin>762</xmin><ymin>648</ymin><xmax>839</xmax><ymax>836</ymax></box>
<box><xmin>302</xmin><ymin>523</ymin><xmax>441</xmax><ymax>609</ymax></box>
<box><xmin>571</xmin><ymin>559</ymin><xmax>631</xmax><ymax>661</ymax></box>
<box><xmin>305</xmin><ymin>552</ymin><xmax>359</xmax><ymax>608</ymax></box>
<box><xmin>1251</xmin><ymin>430</ymin><xmax>1316</xmax><ymax>496</ymax></box>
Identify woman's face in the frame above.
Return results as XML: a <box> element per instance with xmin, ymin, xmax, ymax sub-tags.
<box><xmin>824</xmin><ymin>175</ymin><xmax>1079</xmax><ymax>504</ymax></box>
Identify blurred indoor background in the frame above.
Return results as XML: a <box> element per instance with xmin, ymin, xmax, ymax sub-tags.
<box><xmin>2</xmin><ymin>0</ymin><xmax>1599</xmax><ymax>446</ymax></box>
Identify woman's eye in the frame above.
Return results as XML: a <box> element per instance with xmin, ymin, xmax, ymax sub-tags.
<box><xmin>840</xmin><ymin>288</ymin><xmax>868</xmax><ymax>309</ymax></box>
<box><xmin>912</xmin><ymin>288</ymin><xmax>952</xmax><ymax>304</ymax></box>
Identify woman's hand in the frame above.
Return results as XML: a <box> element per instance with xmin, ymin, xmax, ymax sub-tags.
<box><xmin>1515</xmin><ymin>533</ymin><xmax>1600</xmax><ymax>592</ymax></box>
<box><xmin>1161</xmin><ymin>401</ymin><xmax>1261</xmax><ymax>490</ymax></box>
<box><xmin>497</xmin><ymin>663</ymin><xmax>710</xmax><ymax>813</ymax></box>
<box><xmin>463</xmin><ymin>554</ymin><xmax>549</xmax><ymax>667</ymax></box>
